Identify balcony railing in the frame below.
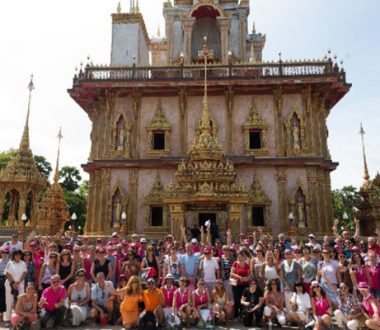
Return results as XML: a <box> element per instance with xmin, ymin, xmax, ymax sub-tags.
<box><xmin>72</xmin><ymin>60</ymin><xmax>346</xmax><ymax>86</ymax></box>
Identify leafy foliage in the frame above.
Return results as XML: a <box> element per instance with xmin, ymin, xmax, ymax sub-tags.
<box><xmin>59</xmin><ymin>166</ymin><xmax>82</xmax><ymax>192</ymax></box>
<box><xmin>63</xmin><ymin>180</ymin><xmax>88</xmax><ymax>232</ymax></box>
<box><xmin>0</xmin><ymin>149</ymin><xmax>16</xmax><ymax>171</ymax></box>
<box><xmin>33</xmin><ymin>155</ymin><xmax>52</xmax><ymax>179</ymax></box>
<box><xmin>332</xmin><ymin>185</ymin><xmax>360</xmax><ymax>231</ymax></box>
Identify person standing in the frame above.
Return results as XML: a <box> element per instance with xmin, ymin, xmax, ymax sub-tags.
<box><xmin>4</xmin><ymin>250</ymin><xmax>27</xmax><ymax>324</ymax></box>
<box><xmin>280</xmin><ymin>249</ymin><xmax>301</xmax><ymax>311</ymax></box>
<box><xmin>0</xmin><ymin>246</ymin><xmax>10</xmax><ymax>322</ymax></box>
<box><xmin>180</xmin><ymin>244</ymin><xmax>199</xmax><ymax>290</ymax></box>
<box><xmin>230</xmin><ymin>251</ymin><xmax>252</xmax><ymax>318</ymax></box>
<box><xmin>199</xmin><ymin>247</ymin><xmax>220</xmax><ymax>293</ymax></box>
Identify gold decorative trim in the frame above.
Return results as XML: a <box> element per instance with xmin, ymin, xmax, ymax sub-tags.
<box><xmin>284</xmin><ymin>104</ymin><xmax>308</xmax><ymax>156</ymax></box>
<box><xmin>107</xmin><ymin>180</ymin><xmax>129</xmax><ymax>232</ymax></box>
<box><xmin>146</xmin><ymin>100</ymin><xmax>171</xmax><ymax>157</ymax></box>
<box><xmin>110</xmin><ymin>110</ymin><xmax>132</xmax><ymax>159</ymax></box>
<box><xmin>243</xmin><ymin>98</ymin><xmax>269</xmax><ymax>156</ymax></box>
<box><xmin>289</xmin><ymin>177</ymin><xmax>311</xmax><ymax>234</ymax></box>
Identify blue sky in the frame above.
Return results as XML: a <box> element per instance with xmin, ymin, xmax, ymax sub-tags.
<box><xmin>0</xmin><ymin>0</ymin><xmax>378</xmax><ymax>189</ymax></box>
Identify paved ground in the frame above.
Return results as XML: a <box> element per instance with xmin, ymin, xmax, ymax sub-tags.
<box><xmin>0</xmin><ymin>320</ymin><xmax>290</xmax><ymax>330</ymax></box>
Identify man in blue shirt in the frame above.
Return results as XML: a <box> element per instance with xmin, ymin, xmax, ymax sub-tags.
<box><xmin>180</xmin><ymin>243</ymin><xmax>199</xmax><ymax>289</ymax></box>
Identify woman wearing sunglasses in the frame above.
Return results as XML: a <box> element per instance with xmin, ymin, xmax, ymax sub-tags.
<box><xmin>310</xmin><ymin>281</ymin><xmax>333</xmax><ymax>330</ymax></box>
<box><xmin>334</xmin><ymin>283</ymin><xmax>362</xmax><ymax>330</ymax></box>
<box><xmin>212</xmin><ymin>279</ymin><xmax>233</xmax><ymax>324</ymax></box>
<box><xmin>263</xmin><ymin>278</ymin><xmax>286</xmax><ymax>326</ymax></box>
<box><xmin>67</xmin><ymin>268</ymin><xmax>90</xmax><ymax>326</ymax></box>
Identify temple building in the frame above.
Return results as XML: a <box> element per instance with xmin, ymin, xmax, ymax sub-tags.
<box><xmin>69</xmin><ymin>0</ymin><xmax>351</xmax><ymax>239</ymax></box>
<box><xmin>356</xmin><ymin>124</ymin><xmax>380</xmax><ymax>236</ymax></box>
<box><xmin>0</xmin><ymin>78</ymin><xmax>69</xmax><ymax>235</ymax></box>
<box><xmin>0</xmin><ymin>77</ymin><xmax>48</xmax><ymax>232</ymax></box>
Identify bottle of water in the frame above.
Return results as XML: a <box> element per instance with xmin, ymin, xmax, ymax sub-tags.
<box><xmin>268</xmin><ymin>319</ymin><xmax>273</xmax><ymax>330</ymax></box>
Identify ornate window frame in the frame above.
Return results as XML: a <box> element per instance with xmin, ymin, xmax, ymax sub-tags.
<box><xmin>284</xmin><ymin>104</ymin><xmax>308</xmax><ymax>156</ymax></box>
<box><xmin>144</xmin><ymin>173</ymin><xmax>169</xmax><ymax>235</ymax></box>
<box><xmin>246</xmin><ymin>174</ymin><xmax>272</xmax><ymax>233</ymax></box>
<box><xmin>146</xmin><ymin>100</ymin><xmax>171</xmax><ymax>158</ymax></box>
<box><xmin>110</xmin><ymin>111</ymin><xmax>132</xmax><ymax>159</ymax></box>
<box><xmin>288</xmin><ymin>177</ymin><xmax>311</xmax><ymax>234</ymax></box>
<box><xmin>243</xmin><ymin>98</ymin><xmax>268</xmax><ymax>156</ymax></box>
<box><xmin>107</xmin><ymin>181</ymin><xmax>129</xmax><ymax>232</ymax></box>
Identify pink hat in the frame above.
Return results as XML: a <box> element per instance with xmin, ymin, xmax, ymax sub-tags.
<box><xmin>358</xmin><ymin>282</ymin><xmax>369</xmax><ymax>290</ymax></box>
<box><xmin>122</xmin><ymin>240</ymin><xmax>128</xmax><ymax>246</ymax></box>
<box><xmin>1</xmin><ymin>246</ymin><xmax>10</xmax><ymax>254</ymax></box>
<box><xmin>243</xmin><ymin>239</ymin><xmax>250</xmax><ymax>245</ymax></box>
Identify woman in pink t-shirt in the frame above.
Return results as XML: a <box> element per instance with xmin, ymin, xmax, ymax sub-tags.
<box><xmin>310</xmin><ymin>281</ymin><xmax>333</xmax><ymax>330</ymax></box>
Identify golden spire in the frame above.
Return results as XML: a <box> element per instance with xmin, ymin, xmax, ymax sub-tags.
<box><xmin>157</xmin><ymin>25</ymin><xmax>161</xmax><ymax>38</ymax></box>
<box><xmin>19</xmin><ymin>75</ymin><xmax>34</xmax><ymax>151</ymax></box>
<box><xmin>359</xmin><ymin>123</ymin><xmax>370</xmax><ymax>185</ymax></box>
<box><xmin>136</xmin><ymin>0</ymin><xmax>140</xmax><ymax>13</ymax></box>
<box><xmin>200</xmin><ymin>36</ymin><xmax>212</xmax><ymax>133</ymax></box>
<box><xmin>117</xmin><ymin>1</ymin><xmax>122</xmax><ymax>13</ymax></box>
<box><xmin>54</xmin><ymin>127</ymin><xmax>63</xmax><ymax>185</ymax></box>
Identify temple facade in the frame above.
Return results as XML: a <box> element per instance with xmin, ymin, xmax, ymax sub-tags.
<box><xmin>69</xmin><ymin>0</ymin><xmax>351</xmax><ymax>239</ymax></box>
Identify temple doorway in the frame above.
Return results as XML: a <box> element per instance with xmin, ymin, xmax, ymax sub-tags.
<box><xmin>198</xmin><ymin>212</ymin><xmax>216</xmax><ymax>228</ymax></box>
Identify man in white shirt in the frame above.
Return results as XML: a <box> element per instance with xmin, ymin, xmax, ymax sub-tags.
<box><xmin>1</xmin><ymin>233</ymin><xmax>23</xmax><ymax>254</ymax></box>
<box><xmin>199</xmin><ymin>247</ymin><xmax>220</xmax><ymax>293</ymax></box>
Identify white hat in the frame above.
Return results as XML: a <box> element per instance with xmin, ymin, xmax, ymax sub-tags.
<box><xmin>308</xmin><ymin>234</ymin><xmax>316</xmax><ymax>239</ymax></box>
<box><xmin>140</xmin><ymin>238</ymin><xmax>147</xmax><ymax>243</ymax></box>
<box><xmin>191</xmin><ymin>238</ymin><xmax>198</xmax><ymax>244</ymax></box>
<box><xmin>112</xmin><ymin>232</ymin><xmax>119</xmax><ymax>237</ymax></box>
<box><xmin>165</xmin><ymin>273</ymin><xmax>174</xmax><ymax>280</ymax></box>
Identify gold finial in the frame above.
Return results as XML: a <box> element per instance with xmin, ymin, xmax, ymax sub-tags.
<box><xmin>157</xmin><ymin>25</ymin><xmax>161</xmax><ymax>38</ymax></box>
<box><xmin>20</xmin><ymin>74</ymin><xmax>35</xmax><ymax>151</ymax></box>
<box><xmin>130</xmin><ymin>0</ymin><xmax>134</xmax><ymax>13</ymax></box>
<box><xmin>359</xmin><ymin>123</ymin><xmax>370</xmax><ymax>185</ymax></box>
<box><xmin>54</xmin><ymin>127</ymin><xmax>63</xmax><ymax>184</ymax></box>
<box><xmin>136</xmin><ymin>0</ymin><xmax>140</xmax><ymax>13</ymax></box>
<box><xmin>252</xmin><ymin>21</ymin><xmax>256</xmax><ymax>34</ymax></box>
<box><xmin>117</xmin><ymin>1</ymin><xmax>122</xmax><ymax>13</ymax></box>
<box><xmin>200</xmin><ymin>36</ymin><xmax>212</xmax><ymax>132</ymax></box>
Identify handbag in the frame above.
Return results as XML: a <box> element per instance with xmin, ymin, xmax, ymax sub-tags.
<box><xmin>229</xmin><ymin>277</ymin><xmax>238</xmax><ymax>286</ymax></box>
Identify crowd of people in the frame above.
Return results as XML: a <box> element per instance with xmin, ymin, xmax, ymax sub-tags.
<box><xmin>0</xmin><ymin>220</ymin><xmax>379</xmax><ymax>330</ymax></box>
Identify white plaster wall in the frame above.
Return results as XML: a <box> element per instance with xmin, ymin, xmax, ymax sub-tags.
<box><xmin>139</xmin><ymin>97</ymin><xmax>180</xmax><ymax>157</ymax></box>
<box><xmin>172</xmin><ymin>20</ymin><xmax>183</xmax><ymax>61</ymax></box>
<box><xmin>282</xmin><ymin>94</ymin><xmax>304</xmax><ymax>121</ymax></box>
<box><xmin>139</xmin><ymin>27</ymin><xmax>150</xmax><ymax>66</ymax></box>
<box><xmin>233</xmin><ymin>95</ymin><xmax>277</xmax><ymax>157</ymax></box>
<box><xmin>135</xmin><ymin>168</ymin><xmax>177</xmax><ymax>233</ymax></box>
<box><xmin>110</xmin><ymin>170</ymin><xmax>130</xmax><ymax>194</ymax></box>
<box><xmin>229</xmin><ymin>15</ymin><xmax>240</xmax><ymax>58</ymax></box>
<box><xmin>111</xmin><ymin>23</ymin><xmax>139</xmax><ymax>66</ymax></box>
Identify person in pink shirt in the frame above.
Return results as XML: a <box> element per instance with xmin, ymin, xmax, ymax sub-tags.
<box><xmin>38</xmin><ymin>274</ymin><xmax>67</xmax><ymax>328</ymax></box>
<box><xmin>358</xmin><ymin>282</ymin><xmax>380</xmax><ymax>330</ymax></box>
<box><xmin>367</xmin><ymin>251</ymin><xmax>380</xmax><ymax>299</ymax></box>
<box><xmin>161</xmin><ymin>274</ymin><xmax>176</xmax><ymax>307</ymax></box>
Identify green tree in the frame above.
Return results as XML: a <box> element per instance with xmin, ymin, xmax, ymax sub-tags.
<box><xmin>63</xmin><ymin>179</ymin><xmax>88</xmax><ymax>232</ymax></box>
<box><xmin>33</xmin><ymin>155</ymin><xmax>52</xmax><ymax>179</ymax></box>
<box><xmin>59</xmin><ymin>166</ymin><xmax>82</xmax><ymax>192</ymax></box>
<box><xmin>332</xmin><ymin>185</ymin><xmax>360</xmax><ymax>231</ymax></box>
<box><xmin>0</xmin><ymin>149</ymin><xmax>16</xmax><ymax>170</ymax></box>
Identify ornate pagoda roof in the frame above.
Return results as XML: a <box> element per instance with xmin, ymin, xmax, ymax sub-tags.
<box><xmin>164</xmin><ymin>37</ymin><xmax>247</xmax><ymax>200</ymax></box>
<box><xmin>37</xmin><ymin>128</ymin><xmax>70</xmax><ymax>234</ymax></box>
<box><xmin>0</xmin><ymin>76</ymin><xmax>47</xmax><ymax>190</ymax></box>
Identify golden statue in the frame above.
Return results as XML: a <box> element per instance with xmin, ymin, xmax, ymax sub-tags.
<box><xmin>297</xmin><ymin>201</ymin><xmax>305</xmax><ymax>228</ymax></box>
<box><xmin>292</xmin><ymin>124</ymin><xmax>301</xmax><ymax>149</ymax></box>
<box><xmin>117</xmin><ymin>128</ymin><xmax>125</xmax><ymax>151</ymax></box>
<box><xmin>114</xmin><ymin>200</ymin><xmax>122</xmax><ymax>228</ymax></box>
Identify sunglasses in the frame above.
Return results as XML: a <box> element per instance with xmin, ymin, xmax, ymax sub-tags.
<box><xmin>49</xmin><ymin>256</ymin><xmax>57</xmax><ymax>259</ymax></box>
<box><xmin>77</xmin><ymin>274</ymin><xmax>85</xmax><ymax>277</ymax></box>
<box><xmin>148</xmin><ymin>282</ymin><xmax>155</xmax><ymax>285</ymax></box>
<box><xmin>98</xmin><ymin>252</ymin><xmax>105</xmax><ymax>254</ymax></box>
<box><xmin>313</xmin><ymin>285</ymin><xmax>320</xmax><ymax>289</ymax></box>
<box><xmin>198</xmin><ymin>283</ymin><xmax>205</xmax><ymax>286</ymax></box>
<box><xmin>51</xmin><ymin>281</ymin><xmax>59</xmax><ymax>284</ymax></box>
<box><xmin>271</xmin><ymin>282</ymin><xmax>278</xmax><ymax>285</ymax></box>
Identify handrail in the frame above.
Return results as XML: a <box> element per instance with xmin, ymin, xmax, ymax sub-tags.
<box><xmin>72</xmin><ymin>60</ymin><xmax>346</xmax><ymax>86</ymax></box>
